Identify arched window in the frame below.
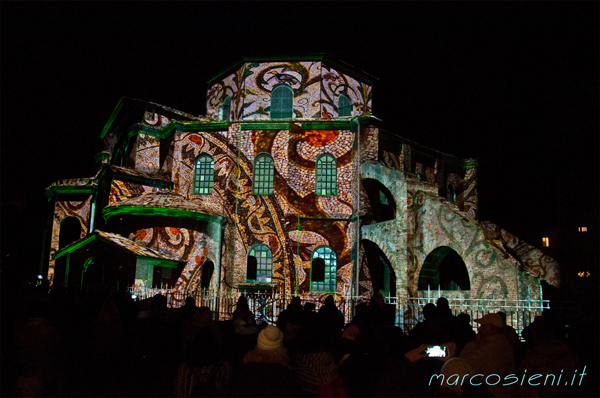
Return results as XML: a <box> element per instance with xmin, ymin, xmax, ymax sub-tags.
<box><xmin>253</xmin><ymin>153</ymin><xmax>274</xmax><ymax>195</ymax></box>
<box><xmin>247</xmin><ymin>244</ymin><xmax>273</xmax><ymax>283</ymax></box>
<box><xmin>315</xmin><ymin>153</ymin><xmax>337</xmax><ymax>196</ymax></box>
<box><xmin>59</xmin><ymin>217</ymin><xmax>82</xmax><ymax>249</ymax></box>
<box><xmin>338</xmin><ymin>94</ymin><xmax>351</xmax><ymax>117</ymax></box>
<box><xmin>310</xmin><ymin>246</ymin><xmax>337</xmax><ymax>293</ymax></box>
<box><xmin>270</xmin><ymin>85</ymin><xmax>293</xmax><ymax>119</ymax></box>
<box><xmin>193</xmin><ymin>154</ymin><xmax>214</xmax><ymax>195</ymax></box>
<box><xmin>220</xmin><ymin>96</ymin><xmax>231</xmax><ymax>121</ymax></box>
<box><xmin>200</xmin><ymin>261</ymin><xmax>214</xmax><ymax>290</ymax></box>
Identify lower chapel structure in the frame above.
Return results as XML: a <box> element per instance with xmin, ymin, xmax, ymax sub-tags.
<box><xmin>45</xmin><ymin>56</ymin><xmax>560</xmax><ymax>319</ymax></box>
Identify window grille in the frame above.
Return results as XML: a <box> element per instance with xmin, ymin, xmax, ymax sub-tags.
<box><xmin>193</xmin><ymin>154</ymin><xmax>214</xmax><ymax>195</ymax></box>
<box><xmin>310</xmin><ymin>246</ymin><xmax>336</xmax><ymax>293</ymax></box>
<box><xmin>247</xmin><ymin>244</ymin><xmax>273</xmax><ymax>283</ymax></box>
<box><xmin>270</xmin><ymin>85</ymin><xmax>293</xmax><ymax>119</ymax></box>
<box><xmin>253</xmin><ymin>153</ymin><xmax>274</xmax><ymax>195</ymax></box>
<box><xmin>315</xmin><ymin>153</ymin><xmax>337</xmax><ymax>196</ymax></box>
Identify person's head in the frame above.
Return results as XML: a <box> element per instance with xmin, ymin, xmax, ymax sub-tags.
<box><xmin>437</xmin><ymin>297</ymin><xmax>449</xmax><ymax>310</ymax></box>
<box><xmin>371</xmin><ymin>292</ymin><xmax>385</xmax><ymax>307</ymax></box>
<box><xmin>475</xmin><ymin>313</ymin><xmax>503</xmax><ymax>338</ymax></box>
<box><xmin>496</xmin><ymin>311</ymin><xmax>507</xmax><ymax>326</ymax></box>
<box><xmin>423</xmin><ymin>303</ymin><xmax>438</xmax><ymax>320</ymax></box>
<box><xmin>257</xmin><ymin>325</ymin><xmax>284</xmax><ymax>352</ymax></box>
<box><xmin>457</xmin><ymin>312</ymin><xmax>471</xmax><ymax>324</ymax></box>
<box><xmin>185</xmin><ymin>296</ymin><xmax>196</xmax><ymax>307</ymax></box>
<box><xmin>304</xmin><ymin>302</ymin><xmax>316</xmax><ymax>312</ymax></box>
<box><xmin>236</xmin><ymin>295</ymin><xmax>249</xmax><ymax>310</ymax></box>
<box><xmin>324</xmin><ymin>295</ymin><xmax>335</xmax><ymax>306</ymax></box>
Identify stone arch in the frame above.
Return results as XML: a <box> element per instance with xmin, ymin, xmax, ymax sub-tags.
<box><xmin>361</xmin><ymin>178</ymin><xmax>396</xmax><ymax>222</ymax></box>
<box><xmin>361</xmin><ymin>239</ymin><xmax>396</xmax><ymax>297</ymax></box>
<box><xmin>418</xmin><ymin>246</ymin><xmax>470</xmax><ymax>290</ymax></box>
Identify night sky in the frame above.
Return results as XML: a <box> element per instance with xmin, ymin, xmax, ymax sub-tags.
<box><xmin>2</xmin><ymin>2</ymin><xmax>598</xmax><ymax>279</ymax></box>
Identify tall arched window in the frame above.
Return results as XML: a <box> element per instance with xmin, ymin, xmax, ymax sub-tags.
<box><xmin>338</xmin><ymin>94</ymin><xmax>351</xmax><ymax>117</ymax></box>
<box><xmin>310</xmin><ymin>246</ymin><xmax>337</xmax><ymax>293</ymax></box>
<box><xmin>270</xmin><ymin>85</ymin><xmax>293</xmax><ymax>119</ymax></box>
<box><xmin>59</xmin><ymin>216</ymin><xmax>82</xmax><ymax>249</ymax></box>
<box><xmin>315</xmin><ymin>153</ymin><xmax>337</xmax><ymax>196</ymax></box>
<box><xmin>247</xmin><ymin>244</ymin><xmax>273</xmax><ymax>283</ymax></box>
<box><xmin>253</xmin><ymin>153</ymin><xmax>274</xmax><ymax>195</ymax></box>
<box><xmin>220</xmin><ymin>96</ymin><xmax>231</xmax><ymax>121</ymax></box>
<box><xmin>193</xmin><ymin>154</ymin><xmax>214</xmax><ymax>195</ymax></box>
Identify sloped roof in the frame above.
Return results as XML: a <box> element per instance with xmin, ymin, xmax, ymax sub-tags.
<box><xmin>110</xmin><ymin>165</ymin><xmax>172</xmax><ymax>183</ymax></box>
<box><xmin>103</xmin><ymin>190</ymin><xmax>224</xmax><ymax>223</ymax></box>
<box><xmin>53</xmin><ymin>230</ymin><xmax>181</xmax><ymax>263</ymax></box>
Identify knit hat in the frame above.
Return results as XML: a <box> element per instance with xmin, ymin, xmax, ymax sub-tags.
<box><xmin>475</xmin><ymin>313</ymin><xmax>503</xmax><ymax>328</ymax></box>
<box><xmin>257</xmin><ymin>325</ymin><xmax>284</xmax><ymax>351</ymax></box>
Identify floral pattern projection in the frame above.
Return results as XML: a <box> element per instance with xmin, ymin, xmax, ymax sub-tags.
<box><xmin>206</xmin><ymin>61</ymin><xmax>372</xmax><ymax>120</ymax></box>
<box><xmin>162</xmin><ymin>120</ymin><xmax>379</xmax><ymax>300</ymax></box>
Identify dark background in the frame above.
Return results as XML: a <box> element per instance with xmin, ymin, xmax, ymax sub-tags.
<box><xmin>2</xmin><ymin>2</ymin><xmax>598</xmax><ymax>291</ymax></box>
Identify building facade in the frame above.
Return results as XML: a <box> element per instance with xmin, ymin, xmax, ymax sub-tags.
<box><xmin>45</xmin><ymin>56</ymin><xmax>560</xmax><ymax>319</ymax></box>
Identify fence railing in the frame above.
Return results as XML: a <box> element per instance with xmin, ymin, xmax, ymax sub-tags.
<box><xmin>128</xmin><ymin>286</ymin><xmax>549</xmax><ymax>336</ymax></box>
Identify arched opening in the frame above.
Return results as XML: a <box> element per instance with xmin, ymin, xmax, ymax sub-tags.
<box><xmin>362</xmin><ymin>178</ymin><xmax>396</xmax><ymax>222</ymax></box>
<box><xmin>361</xmin><ymin>240</ymin><xmax>396</xmax><ymax>297</ymax></box>
<box><xmin>338</xmin><ymin>94</ymin><xmax>351</xmax><ymax>117</ymax></box>
<box><xmin>220</xmin><ymin>96</ymin><xmax>231</xmax><ymax>121</ymax></box>
<box><xmin>270</xmin><ymin>85</ymin><xmax>294</xmax><ymax>119</ymax></box>
<box><xmin>193</xmin><ymin>154</ymin><xmax>214</xmax><ymax>195</ymax></box>
<box><xmin>246</xmin><ymin>244</ymin><xmax>272</xmax><ymax>283</ymax></box>
<box><xmin>310</xmin><ymin>246</ymin><xmax>336</xmax><ymax>293</ymax></box>
<box><xmin>418</xmin><ymin>246</ymin><xmax>470</xmax><ymax>290</ymax></box>
<box><xmin>59</xmin><ymin>217</ymin><xmax>82</xmax><ymax>249</ymax></box>
<box><xmin>253</xmin><ymin>153</ymin><xmax>275</xmax><ymax>195</ymax></box>
<box><xmin>315</xmin><ymin>153</ymin><xmax>337</xmax><ymax>196</ymax></box>
<box><xmin>200</xmin><ymin>260</ymin><xmax>214</xmax><ymax>290</ymax></box>
<box><xmin>81</xmin><ymin>257</ymin><xmax>105</xmax><ymax>293</ymax></box>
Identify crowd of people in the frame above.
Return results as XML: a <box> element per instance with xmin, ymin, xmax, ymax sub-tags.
<box><xmin>1</xmin><ymin>284</ymin><xmax>598</xmax><ymax>397</ymax></box>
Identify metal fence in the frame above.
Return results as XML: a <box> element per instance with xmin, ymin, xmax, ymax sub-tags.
<box><xmin>128</xmin><ymin>286</ymin><xmax>550</xmax><ymax>336</ymax></box>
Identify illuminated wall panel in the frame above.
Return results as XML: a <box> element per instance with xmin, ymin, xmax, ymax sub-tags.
<box><xmin>48</xmin><ymin>196</ymin><xmax>92</xmax><ymax>284</ymax></box>
<box><xmin>206</xmin><ymin>61</ymin><xmax>373</xmax><ymax>121</ymax></box>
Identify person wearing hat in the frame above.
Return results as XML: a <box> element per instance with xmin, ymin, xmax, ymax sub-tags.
<box><xmin>231</xmin><ymin>325</ymin><xmax>303</xmax><ymax>397</ymax></box>
<box><xmin>459</xmin><ymin>313</ymin><xmax>515</xmax><ymax>397</ymax></box>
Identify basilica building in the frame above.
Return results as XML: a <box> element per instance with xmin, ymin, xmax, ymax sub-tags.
<box><xmin>45</xmin><ymin>56</ymin><xmax>560</xmax><ymax>325</ymax></box>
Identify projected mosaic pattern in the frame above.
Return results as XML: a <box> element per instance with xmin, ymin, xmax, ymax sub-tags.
<box><xmin>128</xmin><ymin>225</ymin><xmax>221</xmax><ymax>298</ymax></box>
<box><xmin>161</xmin><ymin>123</ymin><xmax>379</xmax><ymax>296</ymax></box>
<box><xmin>48</xmin><ymin>197</ymin><xmax>93</xmax><ymax>283</ymax></box>
<box><xmin>206</xmin><ymin>61</ymin><xmax>372</xmax><ymax>120</ymax></box>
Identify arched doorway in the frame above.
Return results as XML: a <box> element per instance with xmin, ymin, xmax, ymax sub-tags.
<box><xmin>418</xmin><ymin>246</ymin><xmax>470</xmax><ymax>290</ymax></box>
<box><xmin>361</xmin><ymin>240</ymin><xmax>396</xmax><ymax>297</ymax></box>
<box><xmin>200</xmin><ymin>260</ymin><xmax>214</xmax><ymax>291</ymax></box>
<box><xmin>81</xmin><ymin>257</ymin><xmax>105</xmax><ymax>293</ymax></box>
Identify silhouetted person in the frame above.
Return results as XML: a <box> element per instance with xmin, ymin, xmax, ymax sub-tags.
<box><xmin>317</xmin><ymin>295</ymin><xmax>345</xmax><ymax>349</ymax></box>
<box><xmin>409</xmin><ymin>303</ymin><xmax>443</xmax><ymax>348</ymax></box>
<box><xmin>277</xmin><ymin>296</ymin><xmax>304</xmax><ymax>340</ymax></box>
<box><xmin>460</xmin><ymin>313</ymin><xmax>514</xmax><ymax>397</ymax></box>
<box><xmin>454</xmin><ymin>312</ymin><xmax>476</xmax><ymax>355</ymax></box>
<box><xmin>436</xmin><ymin>297</ymin><xmax>458</xmax><ymax>343</ymax></box>
<box><xmin>232</xmin><ymin>296</ymin><xmax>259</xmax><ymax>335</ymax></box>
